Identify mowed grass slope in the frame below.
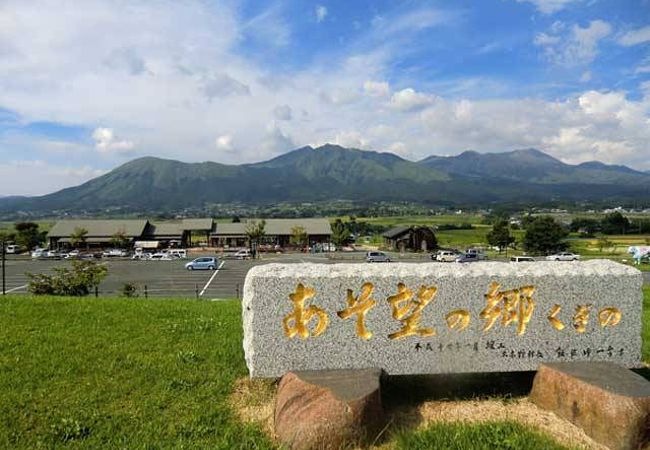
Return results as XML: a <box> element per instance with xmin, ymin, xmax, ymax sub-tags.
<box><xmin>0</xmin><ymin>297</ymin><xmax>272</xmax><ymax>449</ymax></box>
<box><xmin>1</xmin><ymin>288</ymin><xmax>648</xmax><ymax>449</ymax></box>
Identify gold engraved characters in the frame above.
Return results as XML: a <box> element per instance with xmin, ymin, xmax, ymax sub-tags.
<box><xmin>445</xmin><ymin>310</ymin><xmax>470</xmax><ymax>331</ymax></box>
<box><xmin>283</xmin><ymin>283</ymin><xmax>329</xmax><ymax>339</ymax></box>
<box><xmin>480</xmin><ymin>282</ymin><xmax>536</xmax><ymax>335</ymax></box>
<box><xmin>547</xmin><ymin>304</ymin><xmax>565</xmax><ymax>331</ymax></box>
<box><xmin>573</xmin><ymin>305</ymin><xmax>591</xmax><ymax>333</ymax></box>
<box><xmin>387</xmin><ymin>283</ymin><xmax>437</xmax><ymax>340</ymax></box>
<box><xmin>598</xmin><ymin>307</ymin><xmax>622</xmax><ymax>328</ymax></box>
<box><xmin>281</xmin><ymin>281</ymin><xmax>623</xmax><ymax>339</ymax></box>
<box><xmin>337</xmin><ymin>282</ymin><xmax>377</xmax><ymax>340</ymax></box>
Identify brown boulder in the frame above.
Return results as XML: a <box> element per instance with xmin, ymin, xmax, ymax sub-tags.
<box><xmin>274</xmin><ymin>368</ymin><xmax>385</xmax><ymax>450</ymax></box>
<box><xmin>530</xmin><ymin>362</ymin><xmax>650</xmax><ymax>450</ymax></box>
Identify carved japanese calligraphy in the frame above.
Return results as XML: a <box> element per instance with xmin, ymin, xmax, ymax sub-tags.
<box><xmin>387</xmin><ymin>283</ymin><xmax>437</xmax><ymax>340</ymax></box>
<box><xmin>337</xmin><ymin>282</ymin><xmax>377</xmax><ymax>339</ymax></box>
<box><xmin>283</xmin><ymin>283</ymin><xmax>329</xmax><ymax>339</ymax></box>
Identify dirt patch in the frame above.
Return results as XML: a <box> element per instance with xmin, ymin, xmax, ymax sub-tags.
<box><xmin>230</xmin><ymin>377</ymin><xmax>606</xmax><ymax>449</ymax></box>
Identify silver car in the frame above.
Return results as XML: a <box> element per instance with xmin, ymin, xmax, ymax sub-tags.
<box><xmin>366</xmin><ymin>251</ymin><xmax>391</xmax><ymax>263</ymax></box>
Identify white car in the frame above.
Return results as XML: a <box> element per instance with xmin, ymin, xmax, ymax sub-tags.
<box><xmin>546</xmin><ymin>252</ymin><xmax>580</xmax><ymax>261</ymax></box>
<box><xmin>5</xmin><ymin>244</ymin><xmax>20</xmax><ymax>254</ymax></box>
<box><xmin>234</xmin><ymin>249</ymin><xmax>251</xmax><ymax>259</ymax></box>
<box><xmin>434</xmin><ymin>250</ymin><xmax>458</xmax><ymax>262</ymax></box>
<box><xmin>103</xmin><ymin>249</ymin><xmax>128</xmax><ymax>257</ymax></box>
<box><xmin>150</xmin><ymin>253</ymin><xmax>173</xmax><ymax>261</ymax></box>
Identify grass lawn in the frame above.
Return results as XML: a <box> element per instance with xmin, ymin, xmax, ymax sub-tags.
<box><xmin>1</xmin><ymin>289</ymin><xmax>649</xmax><ymax>449</ymax></box>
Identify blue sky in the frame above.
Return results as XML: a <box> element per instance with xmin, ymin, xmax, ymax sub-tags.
<box><xmin>0</xmin><ymin>0</ymin><xmax>649</xmax><ymax>195</ymax></box>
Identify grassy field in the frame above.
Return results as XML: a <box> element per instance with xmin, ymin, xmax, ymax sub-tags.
<box><xmin>351</xmin><ymin>214</ymin><xmax>485</xmax><ymax>227</ymax></box>
<box><xmin>1</xmin><ymin>289</ymin><xmax>648</xmax><ymax>449</ymax></box>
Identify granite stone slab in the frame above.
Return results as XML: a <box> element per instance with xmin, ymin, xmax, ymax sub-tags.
<box><xmin>242</xmin><ymin>260</ymin><xmax>643</xmax><ymax>378</ymax></box>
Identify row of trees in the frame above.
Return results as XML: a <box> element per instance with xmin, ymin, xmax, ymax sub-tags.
<box><xmin>570</xmin><ymin>212</ymin><xmax>650</xmax><ymax>236</ymax></box>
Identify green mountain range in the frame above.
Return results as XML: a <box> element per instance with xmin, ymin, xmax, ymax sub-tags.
<box><xmin>1</xmin><ymin>144</ymin><xmax>649</xmax><ymax>216</ymax></box>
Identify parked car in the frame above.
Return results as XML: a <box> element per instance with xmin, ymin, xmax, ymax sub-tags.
<box><xmin>185</xmin><ymin>257</ymin><xmax>219</xmax><ymax>270</ymax></box>
<box><xmin>434</xmin><ymin>250</ymin><xmax>458</xmax><ymax>262</ymax></box>
<box><xmin>465</xmin><ymin>248</ymin><xmax>487</xmax><ymax>260</ymax></box>
<box><xmin>132</xmin><ymin>252</ymin><xmax>151</xmax><ymax>260</ymax></box>
<box><xmin>510</xmin><ymin>256</ymin><xmax>535</xmax><ymax>262</ymax></box>
<box><xmin>150</xmin><ymin>253</ymin><xmax>173</xmax><ymax>261</ymax></box>
<box><xmin>234</xmin><ymin>249</ymin><xmax>251</xmax><ymax>259</ymax></box>
<box><xmin>456</xmin><ymin>253</ymin><xmax>480</xmax><ymax>263</ymax></box>
<box><xmin>546</xmin><ymin>252</ymin><xmax>580</xmax><ymax>261</ymax></box>
<box><xmin>102</xmin><ymin>249</ymin><xmax>129</xmax><ymax>257</ymax></box>
<box><xmin>64</xmin><ymin>249</ymin><xmax>81</xmax><ymax>259</ymax></box>
<box><xmin>31</xmin><ymin>248</ymin><xmax>47</xmax><ymax>259</ymax></box>
<box><xmin>167</xmin><ymin>249</ymin><xmax>187</xmax><ymax>259</ymax></box>
<box><xmin>5</xmin><ymin>244</ymin><xmax>20</xmax><ymax>254</ymax></box>
<box><xmin>366</xmin><ymin>251</ymin><xmax>391</xmax><ymax>263</ymax></box>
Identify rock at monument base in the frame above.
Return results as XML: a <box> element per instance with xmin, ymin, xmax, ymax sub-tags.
<box><xmin>530</xmin><ymin>362</ymin><xmax>650</xmax><ymax>450</ymax></box>
<box><xmin>274</xmin><ymin>369</ymin><xmax>385</xmax><ymax>450</ymax></box>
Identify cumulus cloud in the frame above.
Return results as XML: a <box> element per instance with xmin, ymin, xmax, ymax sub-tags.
<box><xmin>1</xmin><ymin>0</ymin><xmax>650</xmax><ymax>197</ymax></box>
<box><xmin>273</xmin><ymin>104</ymin><xmax>293</xmax><ymax>121</ymax></box>
<box><xmin>92</xmin><ymin>128</ymin><xmax>134</xmax><ymax>153</ymax></box>
<box><xmin>618</xmin><ymin>26</ymin><xmax>650</xmax><ymax>46</ymax></box>
<box><xmin>515</xmin><ymin>0</ymin><xmax>582</xmax><ymax>14</ymax></box>
<box><xmin>315</xmin><ymin>5</ymin><xmax>327</xmax><ymax>23</ymax></box>
<box><xmin>390</xmin><ymin>88</ymin><xmax>435</xmax><ymax>112</ymax></box>
<box><xmin>535</xmin><ymin>20</ymin><xmax>612</xmax><ymax>66</ymax></box>
<box><xmin>363</xmin><ymin>80</ymin><xmax>390</xmax><ymax>97</ymax></box>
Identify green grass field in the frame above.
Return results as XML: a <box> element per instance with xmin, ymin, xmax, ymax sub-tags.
<box><xmin>1</xmin><ymin>288</ymin><xmax>648</xmax><ymax>449</ymax></box>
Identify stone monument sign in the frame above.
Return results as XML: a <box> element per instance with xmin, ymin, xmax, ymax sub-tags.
<box><xmin>243</xmin><ymin>260</ymin><xmax>642</xmax><ymax>378</ymax></box>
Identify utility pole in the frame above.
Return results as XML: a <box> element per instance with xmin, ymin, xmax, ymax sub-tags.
<box><xmin>1</xmin><ymin>240</ymin><xmax>5</xmax><ymax>296</ymax></box>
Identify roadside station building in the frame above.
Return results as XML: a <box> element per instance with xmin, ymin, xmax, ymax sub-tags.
<box><xmin>48</xmin><ymin>218</ymin><xmax>215</xmax><ymax>249</ymax></box>
<box><xmin>210</xmin><ymin>218</ymin><xmax>333</xmax><ymax>248</ymax></box>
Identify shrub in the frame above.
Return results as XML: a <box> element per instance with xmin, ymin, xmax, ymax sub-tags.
<box><xmin>27</xmin><ymin>260</ymin><xmax>108</xmax><ymax>296</ymax></box>
<box><xmin>120</xmin><ymin>283</ymin><xmax>139</xmax><ymax>298</ymax></box>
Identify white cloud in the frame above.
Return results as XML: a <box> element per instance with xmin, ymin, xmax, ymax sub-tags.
<box><xmin>215</xmin><ymin>135</ymin><xmax>234</xmax><ymax>151</ymax></box>
<box><xmin>273</xmin><ymin>104</ymin><xmax>293</xmax><ymax>121</ymax></box>
<box><xmin>92</xmin><ymin>128</ymin><xmax>134</xmax><ymax>154</ymax></box>
<box><xmin>390</xmin><ymin>88</ymin><xmax>435</xmax><ymax>112</ymax></box>
<box><xmin>0</xmin><ymin>160</ymin><xmax>106</xmax><ymax>196</ymax></box>
<box><xmin>535</xmin><ymin>20</ymin><xmax>612</xmax><ymax>66</ymax></box>
<box><xmin>618</xmin><ymin>26</ymin><xmax>650</xmax><ymax>46</ymax></box>
<box><xmin>515</xmin><ymin>0</ymin><xmax>582</xmax><ymax>14</ymax></box>
<box><xmin>315</xmin><ymin>5</ymin><xmax>327</xmax><ymax>23</ymax></box>
<box><xmin>334</xmin><ymin>131</ymin><xmax>370</xmax><ymax>149</ymax></box>
<box><xmin>363</xmin><ymin>80</ymin><xmax>390</xmax><ymax>97</ymax></box>
<box><xmin>0</xmin><ymin>0</ymin><xmax>649</xmax><ymax>197</ymax></box>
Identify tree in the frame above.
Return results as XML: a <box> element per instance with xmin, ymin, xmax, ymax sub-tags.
<box><xmin>331</xmin><ymin>219</ymin><xmax>349</xmax><ymax>247</ymax></box>
<box><xmin>290</xmin><ymin>226</ymin><xmax>307</xmax><ymax>247</ymax></box>
<box><xmin>523</xmin><ymin>216</ymin><xmax>569</xmax><ymax>255</ymax></box>
<box><xmin>245</xmin><ymin>220</ymin><xmax>266</xmax><ymax>258</ymax></box>
<box><xmin>110</xmin><ymin>229</ymin><xmax>129</xmax><ymax>249</ymax></box>
<box><xmin>597</xmin><ymin>235</ymin><xmax>612</xmax><ymax>253</ymax></box>
<box><xmin>486</xmin><ymin>220</ymin><xmax>515</xmax><ymax>254</ymax></box>
<box><xmin>232</xmin><ymin>216</ymin><xmax>241</xmax><ymax>223</ymax></box>
<box><xmin>14</xmin><ymin>222</ymin><xmax>43</xmax><ymax>250</ymax></box>
<box><xmin>70</xmin><ymin>227</ymin><xmax>89</xmax><ymax>249</ymax></box>
<box><xmin>600</xmin><ymin>212</ymin><xmax>630</xmax><ymax>235</ymax></box>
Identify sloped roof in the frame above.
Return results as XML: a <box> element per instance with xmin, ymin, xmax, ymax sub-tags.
<box><xmin>48</xmin><ymin>220</ymin><xmax>149</xmax><ymax>238</ymax></box>
<box><xmin>147</xmin><ymin>223</ymin><xmax>184</xmax><ymax>237</ymax></box>
<box><xmin>182</xmin><ymin>218</ymin><xmax>214</xmax><ymax>231</ymax></box>
<box><xmin>382</xmin><ymin>226</ymin><xmax>411</xmax><ymax>239</ymax></box>
<box><xmin>212</xmin><ymin>218</ymin><xmax>332</xmax><ymax>236</ymax></box>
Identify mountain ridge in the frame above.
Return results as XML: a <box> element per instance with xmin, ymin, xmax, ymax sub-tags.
<box><xmin>1</xmin><ymin>145</ymin><xmax>649</xmax><ymax>216</ymax></box>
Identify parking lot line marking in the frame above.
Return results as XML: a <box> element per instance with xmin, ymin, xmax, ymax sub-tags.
<box><xmin>4</xmin><ymin>284</ymin><xmax>28</xmax><ymax>294</ymax></box>
<box><xmin>199</xmin><ymin>261</ymin><xmax>225</xmax><ymax>297</ymax></box>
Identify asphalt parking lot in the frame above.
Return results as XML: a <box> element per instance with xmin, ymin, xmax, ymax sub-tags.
<box><xmin>0</xmin><ymin>253</ymin><xmax>344</xmax><ymax>299</ymax></box>
<box><xmin>1</xmin><ymin>253</ymin><xmax>648</xmax><ymax>299</ymax></box>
